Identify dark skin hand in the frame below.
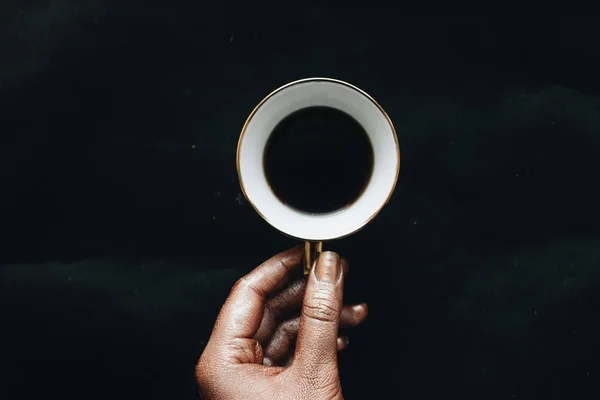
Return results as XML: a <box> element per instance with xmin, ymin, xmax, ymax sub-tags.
<box><xmin>195</xmin><ymin>245</ymin><xmax>368</xmax><ymax>399</ymax></box>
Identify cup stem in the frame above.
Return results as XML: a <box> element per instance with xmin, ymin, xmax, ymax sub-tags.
<box><xmin>303</xmin><ymin>241</ymin><xmax>323</xmax><ymax>276</ymax></box>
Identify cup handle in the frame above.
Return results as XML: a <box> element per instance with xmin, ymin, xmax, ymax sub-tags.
<box><xmin>303</xmin><ymin>241</ymin><xmax>323</xmax><ymax>276</ymax></box>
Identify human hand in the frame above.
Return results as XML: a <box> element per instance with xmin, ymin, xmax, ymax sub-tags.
<box><xmin>195</xmin><ymin>245</ymin><xmax>368</xmax><ymax>399</ymax></box>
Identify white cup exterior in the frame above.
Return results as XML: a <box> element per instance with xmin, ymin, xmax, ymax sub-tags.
<box><xmin>237</xmin><ymin>78</ymin><xmax>400</xmax><ymax>241</ymax></box>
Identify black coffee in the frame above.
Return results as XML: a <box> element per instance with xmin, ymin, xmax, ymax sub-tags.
<box><xmin>263</xmin><ymin>106</ymin><xmax>374</xmax><ymax>214</ymax></box>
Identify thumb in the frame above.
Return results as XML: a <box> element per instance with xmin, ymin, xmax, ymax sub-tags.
<box><xmin>293</xmin><ymin>251</ymin><xmax>345</xmax><ymax>385</ymax></box>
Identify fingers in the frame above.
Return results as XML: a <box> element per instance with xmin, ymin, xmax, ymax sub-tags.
<box><xmin>265</xmin><ymin>336</ymin><xmax>350</xmax><ymax>367</ymax></box>
<box><xmin>255</xmin><ymin>261</ymin><xmax>349</xmax><ymax>344</ymax></box>
<box><xmin>267</xmin><ymin>261</ymin><xmax>349</xmax><ymax>318</ymax></box>
<box><xmin>253</xmin><ymin>278</ymin><xmax>306</xmax><ymax>343</ymax></box>
<box><xmin>293</xmin><ymin>251</ymin><xmax>345</xmax><ymax>379</ymax></box>
<box><xmin>263</xmin><ymin>303</ymin><xmax>368</xmax><ymax>364</ymax></box>
<box><xmin>265</xmin><ymin>259</ymin><xmax>348</xmax><ymax>318</ymax></box>
<box><xmin>336</xmin><ymin>336</ymin><xmax>350</xmax><ymax>351</ymax></box>
<box><xmin>211</xmin><ymin>245</ymin><xmax>303</xmax><ymax>344</ymax></box>
<box><xmin>266</xmin><ymin>278</ymin><xmax>306</xmax><ymax>318</ymax></box>
<box><xmin>340</xmin><ymin>303</ymin><xmax>368</xmax><ymax>327</ymax></box>
<box><xmin>263</xmin><ymin>317</ymin><xmax>300</xmax><ymax>365</ymax></box>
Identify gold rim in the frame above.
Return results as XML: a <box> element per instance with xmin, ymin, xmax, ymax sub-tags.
<box><xmin>236</xmin><ymin>77</ymin><xmax>401</xmax><ymax>241</ymax></box>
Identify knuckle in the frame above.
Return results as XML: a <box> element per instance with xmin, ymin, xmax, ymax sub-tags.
<box><xmin>302</xmin><ymin>289</ymin><xmax>340</xmax><ymax>323</ymax></box>
<box><xmin>230</xmin><ymin>277</ymin><xmax>245</xmax><ymax>293</ymax></box>
<box><xmin>230</xmin><ymin>276</ymin><xmax>251</xmax><ymax>294</ymax></box>
<box><xmin>231</xmin><ymin>275</ymin><xmax>266</xmax><ymax>297</ymax></box>
<box><xmin>276</xmin><ymin>257</ymin><xmax>291</xmax><ymax>273</ymax></box>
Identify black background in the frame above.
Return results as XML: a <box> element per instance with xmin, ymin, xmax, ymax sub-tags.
<box><xmin>1</xmin><ymin>4</ymin><xmax>600</xmax><ymax>399</ymax></box>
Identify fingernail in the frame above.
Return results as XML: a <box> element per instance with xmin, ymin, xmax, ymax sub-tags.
<box><xmin>337</xmin><ymin>336</ymin><xmax>350</xmax><ymax>349</ymax></box>
<box><xmin>314</xmin><ymin>251</ymin><xmax>341</xmax><ymax>282</ymax></box>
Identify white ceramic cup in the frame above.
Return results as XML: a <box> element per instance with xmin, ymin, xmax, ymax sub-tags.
<box><xmin>236</xmin><ymin>77</ymin><xmax>400</xmax><ymax>272</ymax></box>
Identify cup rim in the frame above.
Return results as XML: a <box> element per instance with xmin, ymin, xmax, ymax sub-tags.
<box><xmin>236</xmin><ymin>77</ymin><xmax>400</xmax><ymax>241</ymax></box>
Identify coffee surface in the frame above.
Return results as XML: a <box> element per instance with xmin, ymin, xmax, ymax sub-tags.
<box><xmin>263</xmin><ymin>106</ymin><xmax>373</xmax><ymax>214</ymax></box>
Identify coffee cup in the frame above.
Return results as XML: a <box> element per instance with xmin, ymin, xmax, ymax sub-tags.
<box><xmin>237</xmin><ymin>77</ymin><xmax>400</xmax><ymax>274</ymax></box>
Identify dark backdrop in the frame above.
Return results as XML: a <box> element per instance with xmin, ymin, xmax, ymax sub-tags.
<box><xmin>1</xmin><ymin>4</ymin><xmax>600</xmax><ymax>399</ymax></box>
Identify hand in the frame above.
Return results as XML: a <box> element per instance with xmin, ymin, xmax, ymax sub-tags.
<box><xmin>195</xmin><ymin>245</ymin><xmax>368</xmax><ymax>399</ymax></box>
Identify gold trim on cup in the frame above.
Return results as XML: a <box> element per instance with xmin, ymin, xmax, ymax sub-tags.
<box><xmin>236</xmin><ymin>77</ymin><xmax>401</xmax><ymax>271</ymax></box>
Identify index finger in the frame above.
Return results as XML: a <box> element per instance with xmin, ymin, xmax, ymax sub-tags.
<box><xmin>211</xmin><ymin>245</ymin><xmax>303</xmax><ymax>342</ymax></box>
